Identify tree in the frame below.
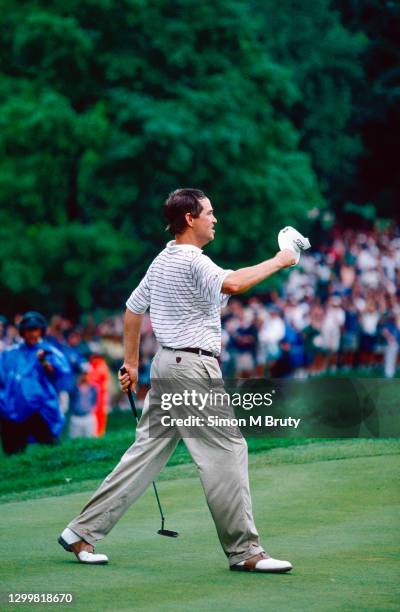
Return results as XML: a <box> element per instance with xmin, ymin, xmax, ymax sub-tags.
<box><xmin>334</xmin><ymin>0</ymin><xmax>400</xmax><ymax>218</ymax></box>
<box><xmin>0</xmin><ymin>0</ymin><xmax>325</xmax><ymax>315</ymax></box>
<box><xmin>255</xmin><ymin>0</ymin><xmax>367</xmax><ymax>209</ymax></box>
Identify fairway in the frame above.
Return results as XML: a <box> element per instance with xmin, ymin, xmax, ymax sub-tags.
<box><xmin>1</xmin><ymin>440</ymin><xmax>399</xmax><ymax>612</ymax></box>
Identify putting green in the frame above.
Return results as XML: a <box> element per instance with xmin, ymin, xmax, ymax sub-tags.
<box><xmin>1</xmin><ymin>441</ymin><xmax>399</xmax><ymax>612</ymax></box>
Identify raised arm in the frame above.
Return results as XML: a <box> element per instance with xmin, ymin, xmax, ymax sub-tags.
<box><xmin>222</xmin><ymin>249</ymin><xmax>296</xmax><ymax>294</ymax></box>
<box><xmin>119</xmin><ymin>309</ymin><xmax>144</xmax><ymax>392</ymax></box>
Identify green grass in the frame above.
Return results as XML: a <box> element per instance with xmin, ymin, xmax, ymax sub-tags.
<box><xmin>0</xmin><ymin>410</ymin><xmax>322</xmax><ymax>502</ymax></box>
<box><xmin>0</xmin><ymin>424</ymin><xmax>399</xmax><ymax>504</ymax></box>
<box><xmin>1</xmin><ymin>439</ymin><xmax>399</xmax><ymax>612</ymax></box>
<box><xmin>2</xmin><ymin>373</ymin><xmax>399</xmax><ymax>502</ymax></box>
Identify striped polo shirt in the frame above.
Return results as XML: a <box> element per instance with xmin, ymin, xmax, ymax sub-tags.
<box><xmin>126</xmin><ymin>241</ymin><xmax>232</xmax><ymax>355</ymax></box>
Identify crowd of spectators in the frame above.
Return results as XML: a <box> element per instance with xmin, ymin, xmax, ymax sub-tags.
<box><xmin>220</xmin><ymin>226</ymin><xmax>400</xmax><ymax>379</ymax></box>
<box><xmin>131</xmin><ymin>225</ymin><xmax>400</xmax><ymax>381</ymax></box>
<box><xmin>1</xmin><ymin>225</ymin><xmax>399</xmax><ymax>447</ymax></box>
<box><xmin>0</xmin><ymin>313</ymin><xmax>118</xmax><ymax>444</ymax></box>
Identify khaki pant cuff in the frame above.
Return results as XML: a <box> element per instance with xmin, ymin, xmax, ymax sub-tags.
<box><xmin>67</xmin><ymin>524</ymin><xmax>97</xmax><ymax>547</ymax></box>
<box><xmin>228</xmin><ymin>546</ymin><xmax>265</xmax><ymax>567</ymax></box>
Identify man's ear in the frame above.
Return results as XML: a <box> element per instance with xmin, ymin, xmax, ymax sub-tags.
<box><xmin>184</xmin><ymin>212</ymin><xmax>194</xmax><ymax>228</ymax></box>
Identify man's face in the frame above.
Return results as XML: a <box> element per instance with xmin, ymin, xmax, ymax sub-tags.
<box><xmin>191</xmin><ymin>198</ymin><xmax>217</xmax><ymax>245</ymax></box>
<box><xmin>23</xmin><ymin>327</ymin><xmax>42</xmax><ymax>346</ymax></box>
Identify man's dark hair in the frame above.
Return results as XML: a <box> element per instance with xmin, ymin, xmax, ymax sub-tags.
<box><xmin>164</xmin><ymin>188</ymin><xmax>206</xmax><ymax>235</ymax></box>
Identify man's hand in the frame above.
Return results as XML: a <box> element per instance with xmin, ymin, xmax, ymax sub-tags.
<box><xmin>37</xmin><ymin>349</ymin><xmax>46</xmax><ymax>362</ymax></box>
<box><xmin>37</xmin><ymin>349</ymin><xmax>54</xmax><ymax>374</ymax></box>
<box><xmin>275</xmin><ymin>249</ymin><xmax>297</xmax><ymax>269</ymax></box>
<box><xmin>118</xmin><ymin>363</ymin><xmax>138</xmax><ymax>393</ymax></box>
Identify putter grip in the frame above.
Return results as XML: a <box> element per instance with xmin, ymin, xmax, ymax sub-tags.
<box><xmin>119</xmin><ymin>366</ymin><xmax>139</xmax><ymax>419</ymax></box>
<box><xmin>120</xmin><ymin>365</ymin><xmax>134</xmax><ymax>387</ymax></box>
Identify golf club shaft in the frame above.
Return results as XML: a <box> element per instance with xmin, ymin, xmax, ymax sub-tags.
<box><xmin>127</xmin><ymin>387</ymin><xmax>139</xmax><ymax>420</ymax></box>
<box><xmin>120</xmin><ymin>367</ymin><xmax>167</xmax><ymax>527</ymax></box>
<box><xmin>152</xmin><ymin>482</ymin><xmax>165</xmax><ymax>530</ymax></box>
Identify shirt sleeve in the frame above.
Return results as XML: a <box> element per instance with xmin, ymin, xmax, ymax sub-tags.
<box><xmin>126</xmin><ymin>273</ymin><xmax>151</xmax><ymax>314</ymax></box>
<box><xmin>190</xmin><ymin>254</ymin><xmax>233</xmax><ymax>307</ymax></box>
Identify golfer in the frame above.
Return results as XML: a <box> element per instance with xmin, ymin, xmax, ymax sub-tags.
<box><xmin>59</xmin><ymin>188</ymin><xmax>296</xmax><ymax>572</ymax></box>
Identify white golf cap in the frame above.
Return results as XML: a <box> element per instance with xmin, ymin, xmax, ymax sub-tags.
<box><xmin>278</xmin><ymin>226</ymin><xmax>311</xmax><ymax>265</ymax></box>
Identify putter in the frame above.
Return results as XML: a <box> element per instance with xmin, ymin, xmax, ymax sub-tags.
<box><xmin>119</xmin><ymin>367</ymin><xmax>178</xmax><ymax>538</ymax></box>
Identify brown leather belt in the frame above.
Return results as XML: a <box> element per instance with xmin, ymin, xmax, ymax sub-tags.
<box><xmin>163</xmin><ymin>346</ymin><xmax>217</xmax><ymax>359</ymax></box>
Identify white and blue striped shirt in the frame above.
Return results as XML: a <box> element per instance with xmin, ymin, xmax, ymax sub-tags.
<box><xmin>126</xmin><ymin>241</ymin><xmax>232</xmax><ymax>355</ymax></box>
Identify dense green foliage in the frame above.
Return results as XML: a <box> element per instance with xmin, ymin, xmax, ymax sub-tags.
<box><xmin>334</xmin><ymin>0</ymin><xmax>400</xmax><ymax>217</ymax></box>
<box><xmin>0</xmin><ymin>1</ymin><xmax>381</xmax><ymax>314</ymax></box>
<box><xmin>258</xmin><ymin>0</ymin><xmax>366</xmax><ymax>205</ymax></box>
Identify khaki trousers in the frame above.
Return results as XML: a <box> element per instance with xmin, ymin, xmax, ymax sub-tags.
<box><xmin>68</xmin><ymin>348</ymin><xmax>264</xmax><ymax>565</ymax></box>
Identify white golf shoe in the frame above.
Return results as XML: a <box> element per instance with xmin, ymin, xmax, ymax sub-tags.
<box><xmin>58</xmin><ymin>528</ymin><xmax>109</xmax><ymax>565</ymax></box>
<box><xmin>231</xmin><ymin>552</ymin><xmax>293</xmax><ymax>573</ymax></box>
<box><xmin>278</xmin><ymin>226</ymin><xmax>311</xmax><ymax>265</ymax></box>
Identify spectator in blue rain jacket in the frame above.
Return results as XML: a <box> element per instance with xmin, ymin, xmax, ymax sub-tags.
<box><xmin>0</xmin><ymin>311</ymin><xmax>72</xmax><ymax>455</ymax></box>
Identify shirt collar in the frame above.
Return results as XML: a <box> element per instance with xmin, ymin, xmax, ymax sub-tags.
<box><xmin>166</xmin><ymin>240</ymin><xmax>203</xmax><ymax>254</ymax></box>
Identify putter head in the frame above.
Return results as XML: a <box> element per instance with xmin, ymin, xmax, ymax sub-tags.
<box><xmin>158</xmin><ymin>528</ymin><xmax>179</xmax><ymax>538</ymax></box>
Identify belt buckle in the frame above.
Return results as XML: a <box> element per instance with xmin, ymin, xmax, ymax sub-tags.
<box><xmin>198</xmin><ymin>349</ymin><xmax>202</xmax><ymax>356</ymax></box>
